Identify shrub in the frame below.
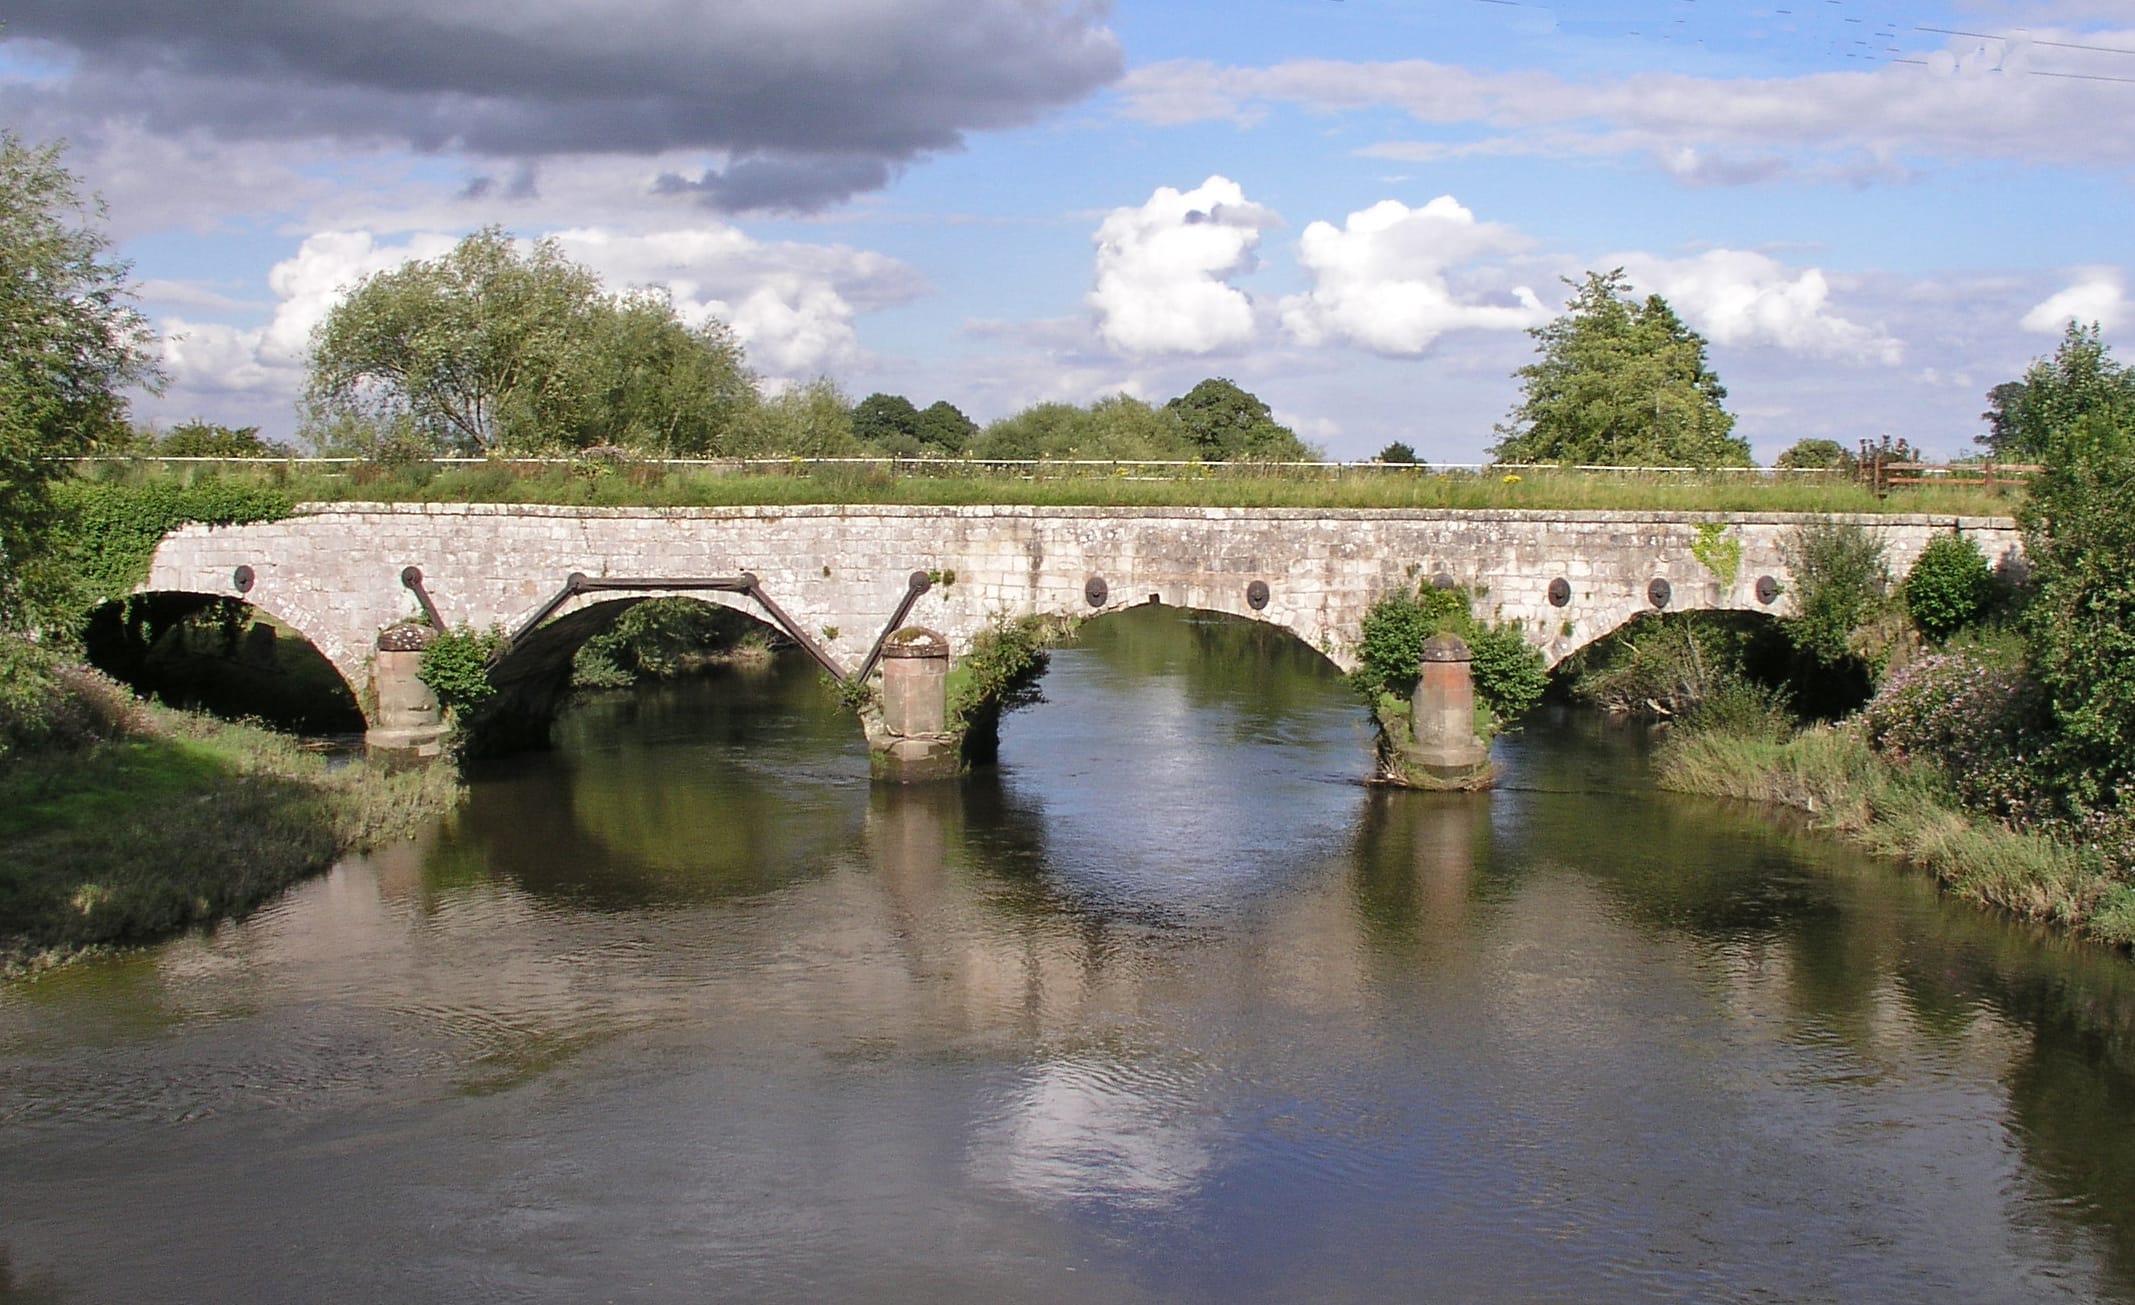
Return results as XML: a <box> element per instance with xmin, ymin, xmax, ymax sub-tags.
<box><xmin>1780</xmin><ymin>520</ymin><xmax>1890</xmax><ymax>665</ymax></box>
<box><xmin>1</xmin><ymin>636</ymin><xmax>145</xmax><ymax>763</ymax></box>
<box><xmin>1352</xmin><ymin>582</ymin><xmax>1546</xmax><ymax>728</ymax></box>
<box><xmin>1679</xmin><ymin>677</ymin><xmax>1794</xmax><ymax>741</ymax></box>
<box><xmin>417</xmin><ymin>625</ymin><xmax>504</xmax><ymax>715</ymax></box>
<box><xmin>1903</xmin><ymin>532</ymin><xmax>1993</xmax><ymax>641</ymax></box>
<box><xmin>1859</xmin><ymin>649</ymin><xmax>2054</xmax><ymax>825</ymax></box>
<box><xmin>1570</xmin><ymin>613</ymin><xmax>1748</xmax><ymax>717</ymax></box>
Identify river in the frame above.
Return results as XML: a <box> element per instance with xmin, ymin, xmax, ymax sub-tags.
<box><xmin>6</xmin><ymin>606</ymin><xmax>2135</xmax><ymax>1303</ymax></box>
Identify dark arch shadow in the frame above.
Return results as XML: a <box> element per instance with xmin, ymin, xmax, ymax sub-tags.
<box><xmin>82</xmin><ymin>592</ymin><xmax>364</xmax><ymax>734</ymax></box>
<box><xmin>1546</xmin><ymin>606</ymin><xmax>1873</xmax><ymax>721</ymax></box>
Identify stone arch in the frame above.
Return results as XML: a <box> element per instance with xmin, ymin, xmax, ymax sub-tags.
<box><xmin>1089</xmin><ymin>597</ymin><xmax>1348</xmax><ymax>680</ymax></box>
<box><xmin>85</xmin><ymin>590</ymin><xmax>365</xmax><ymax>732</ymax></box>
<box><xmin>484</xmin><ymin>593</ymin><xmax>805</xmax><ymax>749</ymax></box>
<box><xmin>1015</xmin><ymin>571</ymin><xmax>1343</xmax><ymax>681</ymax></box>
<box><xmin>1006</xmin><ymin>600</ymin><xmax>1355</xmax><ymax>727</ymax></box>
<box><xmin>1533</xmin><ymin>583</ymin><xmax>1792</xmax><ymax>670</ymax></box>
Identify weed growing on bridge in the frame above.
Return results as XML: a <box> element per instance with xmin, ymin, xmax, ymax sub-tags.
<box><xmin>946</xmin><ymin>614</ymin><xmax>1076</xmax><ymax>761</ymax></box>
<box><xmin>1350</xmin><ymin>583</ymin><xmax>1547</xmax><ymax>734</ymax></box>
<box><xmin>1691</xmin><ymin>522</ymin><xmax>1742</xmax><ymax>589</ymax></box>
<box><xmin>417</xmin><ymin>625</ymin><xmax>504</xmax><ymax>718</ymax></box>
<box><xmin>39</xmin><ymin>478</ymin><xmax>292</xmax><ymax>633</ymax></box>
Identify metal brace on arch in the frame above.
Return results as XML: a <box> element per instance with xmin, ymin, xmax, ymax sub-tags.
<box><xmin>503</xmin><ymin>572</ymin><xmax>849</xmax><ymax>681</ymax></box>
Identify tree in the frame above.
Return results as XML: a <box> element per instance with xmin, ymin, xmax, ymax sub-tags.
<box><xmin>974</xmin><ymin>402</ymin><xmax>1097</xmax><ymax>460</ymax></box>
<box><xmin>1492</xmin><ymin>270</ymin><xmax>1747</xmax><ymax>468</ymax></box>
<box><xmin>1774</xmin><ymin>438</ymin><xmax>1853</xmax><ymax>473</ymax></box>
<box><xmin>306</xmin><ymin>228</ymin><xmax>754</xmax><ymax>457</ymax></box>
<box><xmin>1980</xmin><ymin>323</ymin><xmax>2134</xmax><ymax>463</ymax></box>
<box><xmin>155</xmin><ymin>421</ymin><xmax>293</xmax><ymax>458</ymax></box>
<box><xmin>1375</xmin><ymin>441</ymin><xmax>1419</xmax><ymax>464</ymax></box>
<box><xmin>1163</xmin><ymin>378</ymin><xmax>1312</xmax><ymax>461</ymax></box>
<box><xmin>729</xmin><ymin>378</ymin><xmax>858</xmax><ymax>457</ymax></box>
<box><xmin>851</xmin><ymin>393</ymin><xmax>926</xmax><ymax>454</ymax></box>
<box><xmin>568</xmin><ymin>293</ymin><xmax>753</xmax><ymax>455</ymax></box>
<box><xmin>1980</xmin><ymin>381</ymin><xmax>2028</xmax><ymax>458</ymax></box>
<box><xmin>2018</xmin><ymin>329</ymin><xmax>2135</xmax><ymax>812</ymax></box>
<box><xmin>914</xmin><ymin>400</ymin><xmax>978</xmax><ymax>455</ymax></box>
<box><xmin>1</xmin><ymin>131</ymin><xmax>160</xmax><ymax>630</ymax></box>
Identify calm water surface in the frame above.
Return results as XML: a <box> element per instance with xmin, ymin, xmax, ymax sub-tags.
<box><xmin>8</xmin><ymin>607</ymin><xmax>2135</xmax><ymax>1303</ymax></box>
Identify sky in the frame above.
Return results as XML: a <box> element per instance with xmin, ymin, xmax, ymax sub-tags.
<box><xmin>5</xmin><ymin>0</ymin><xmax>2132</xmax><ymax>463</ymax></box>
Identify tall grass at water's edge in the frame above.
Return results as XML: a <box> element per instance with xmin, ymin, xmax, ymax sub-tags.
<box><xmin>1</xmin><ymin>704</ymin><xmax>462</xmax><ymax>977</ymax></box>
<box><xmin>1655</xmin><ymin>725</ymin><xmax>2135</xmax><ymax>946</ymax></box>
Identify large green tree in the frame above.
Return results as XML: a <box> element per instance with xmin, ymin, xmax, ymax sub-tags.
<box><xmin>1492</xmin><ymin>270</ymin><xmax>1747</xmax><ymax>468</ymax></box>
<box><xmin>914</xmin><ymin>400</ymin><xmax>978</xmax><ymax>455</ymax></box>
<box><xmin>2017</xmin><ymin>328</ymin><xmax>2135</xmax><ymax>812</ymax></box>
<box><xmin>851</xmin><ymin>392</ymin><xmax>926</xmax><ymax>454</ymax></box>
<box><xmin>0</xmin><ymin>131</ymin><xmax>160</xmax><ymax>629</ymax></box>
<box><xmin>307</xmin><ymin>228</ymin><xmax>752</xmax><ymax>456</ymax></box>
<box><xmin>1981</xmin><ymin>322</ymin><xmax>2134</xmax><ymax>463</ymax></box>
<box><xmin>570</xmin><ymin>292</ymin><xmax>753</xmax><ymax>455</ymax></box>
<box><xmin>1163</xmin><ymin>378</ymin><xmax>1313</xmax><ymax>461</ymax></box>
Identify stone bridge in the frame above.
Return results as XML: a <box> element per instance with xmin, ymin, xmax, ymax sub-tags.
<box><xmin>142</xmin><ymin>502</ymin><xmax>2022</xmax><ymax>735</ymax></box>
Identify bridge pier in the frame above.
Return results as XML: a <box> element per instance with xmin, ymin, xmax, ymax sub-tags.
<box><xmin>1383</xmin><ymin>633</ymin><xmax>1495</xmax><ymax>790</ymax></box>
<box><xmin>366</xmin><ymin>624</ymin><xmax>449</xmax><ymax>758</ymax></box>
<box><xmin>865</xmin><ymin>627</ymin><xmax>960</xmax><ymax>783</ymax></box>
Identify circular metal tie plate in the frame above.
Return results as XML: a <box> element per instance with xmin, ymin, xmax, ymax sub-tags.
<box><xmin>1755</xmin><ymin>575</ymin><xmax>1781</xmax><ymax>605</ymax></box>
<box><xmin>1084</xmin><ymin>575</ymin><xmax>1109</xmax><ymax>607</ymax></box>
<box><xmin>1245</xmin><ymin>579</ymin><xmax>1270</xmax><ymax>611</ymax></box>
<box><xmin>1647</xmin><ymin>577</ymin><xmax>1672</xmax><ymax>609</ymax></box>
<box><xmin>1547</xmin><ymin>577</ymin><xmax>1571</xmax><ymax>607</ymax></box>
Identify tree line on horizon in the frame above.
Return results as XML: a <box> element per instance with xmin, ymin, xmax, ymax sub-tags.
<box><xmin>123</xmin><ymin>229</ymin><xmax>2057</xmax><ymax>474</ymax></box>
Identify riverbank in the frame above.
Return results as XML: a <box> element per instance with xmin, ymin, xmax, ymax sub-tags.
<box><xmin>1</xmin><ymin>689</ymin><xmax>461</xmax><ymax>977</ymax></box>
<box><xmin>1656</xmin><ymin>723</ymin><xmax>2135</xmax><ymax>948</ymax></box>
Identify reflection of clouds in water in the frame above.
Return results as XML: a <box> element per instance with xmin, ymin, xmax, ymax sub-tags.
<box><xmin>970</xmin><ymin>1055</ymin><xmax>1212</xmax><ymax>1210</ymax></box>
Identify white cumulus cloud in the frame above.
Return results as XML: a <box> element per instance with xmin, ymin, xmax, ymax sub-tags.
<box><xmin>1090</xmin><ymin>176</ymin><xmax>1275</xmax><ymax>356</ymax></box>
<box><xmin>550</xmin><ymin>227</ymin><xmax>927</xmax><ymax>377</ymax></box>
<box><xmin>151</xmin><ymin>224</ymin><xmax>927</xmax><ymax>418</ymax></box>
<box><xmin>2021</xmin><ymin>270</ymin><xmax>2127</xmax><ymax>335</ymax></box>
<box><xmin>1616</xmin><ymin>250</ymin><xmax>1904</xmax><ymax>365</ymax></box>
<box><xmin>158</xmin><ymin>230</ymin><xmax>459</xmax><ymax>398</ymax></box>
<box><xmin>1279</xmin><ymin>196</ymin><xmax>1546</xmax><ymax>354</ymax></box>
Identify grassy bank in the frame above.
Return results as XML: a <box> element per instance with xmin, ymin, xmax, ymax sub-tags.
<box><xmin>1</xmin><ymin>700</ymin><xmax>461</xmax><ymax>976</ymax></box>
<box><xmin>1656</xmin><ymin>724</ymin><xmax>2135</xmax><ymax>946</ymax></box>
<box><xmin>67</xmin><ymin>458</ymin><xmax>2022</xmax><ymax>517</ymax></box>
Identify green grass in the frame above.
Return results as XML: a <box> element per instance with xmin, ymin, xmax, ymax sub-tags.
<box><xmin>1</xmin><ymin>704</ymin><xmax>461</xmax><ymax>975</ymax></box>
<box><xmin>1656</xmin><ymin>723</ymin><xmax>2133</xmax><ymax>945</ymax></box>
<box><xmin>70</xmin><ymin>458</ymin><xmax>2024</xmax><ymax>517</ymax></box>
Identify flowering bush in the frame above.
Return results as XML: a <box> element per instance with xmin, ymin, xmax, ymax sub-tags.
<box><xmin>1860</xmin><ymin>650</ymin><xmax>2053</xmax><ymax>825</ymax></box>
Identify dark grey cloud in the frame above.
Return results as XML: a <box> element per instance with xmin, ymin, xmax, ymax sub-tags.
<box><xmin>3</xmin><ymin>0</ymin><xmax>1122</xmax><ymax>211</ymax></box>
<box><xmin>653</xmin><ymin>156</ymin><xmax>893</xmax><ymax>215</ymax></box>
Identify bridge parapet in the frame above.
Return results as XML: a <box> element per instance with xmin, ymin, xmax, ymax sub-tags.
<box><xmin>142</xmin><ymin>502</ymin><xmax>2024</xmax><ymax>730</ymax></box>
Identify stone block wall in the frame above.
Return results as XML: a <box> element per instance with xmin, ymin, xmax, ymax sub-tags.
<box><xmin>143</xmin><ymin>503</ymin><xmax>2024</xmax><ymax>718</ymax></box>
